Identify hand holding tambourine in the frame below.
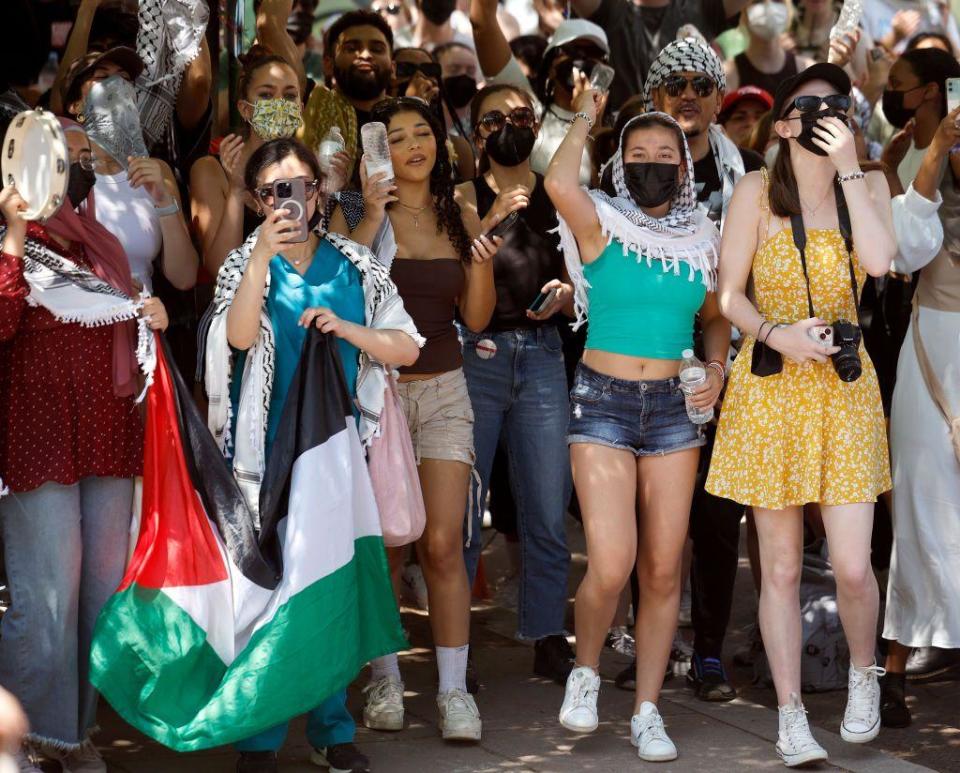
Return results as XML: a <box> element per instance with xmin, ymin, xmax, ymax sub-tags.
<box><xmin>1</xmin><ymin>110</ymin><xmax>69</xmax><ymax>221</ymax></box>
<box><xmin>0</xmin><ymin>185</ymin><xmax>28</xmax><ymax>231</ymax></box>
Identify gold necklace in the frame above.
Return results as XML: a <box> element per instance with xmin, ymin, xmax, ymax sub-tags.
<box><xmin>396</xmin><ymin>200</ymin><xmax>430</xmax><ymax>228</ymax></box>
<box><xmin>799</xmin><ymin>182</ymin><xmax>834</xmax><ymax>215</ymax></box>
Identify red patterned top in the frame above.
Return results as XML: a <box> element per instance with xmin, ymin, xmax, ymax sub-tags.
<box><xmin>0</xmin><ymin>223</ymin><xmax>143</xmax><ymax>493</ymax></box>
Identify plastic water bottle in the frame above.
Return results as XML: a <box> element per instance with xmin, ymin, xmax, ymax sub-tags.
<box><xmin>360</xmin><ymin>122</ymin><xmax>395</xmax><ymax>183</ymax></box>
<box><xmin>679</xmin><ymin>349</ymin><xmax>714</xmax><ymax>425</ymax></box>
<box><xmin>830</xmin><ymin>0</ymin><xmax>863</xmax><ymax>40</ymax></box>
<box><xmin>317</xmin><ymin>125</ymin><xmax>345</xmax><ymax>172</ymax></box>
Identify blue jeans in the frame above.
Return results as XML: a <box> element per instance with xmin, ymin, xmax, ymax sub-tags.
<box><xmin>0</xmin><ymin>477</ymin><xmax>134</xmax><ymax>750</ymax></box>
<box><xmin>461</xmin><ymin>326</ymin><xmax>571</xmax><ymax>640</ymax></box>
<box><xmin>235</xmin><ymin>690</ymin><xmax>354</xmax><ymax>752</ymax></box>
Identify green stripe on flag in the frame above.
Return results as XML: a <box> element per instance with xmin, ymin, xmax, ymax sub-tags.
<box><xmin>91</xmin><ymin>536</ymin><xmax>406</xmax><ymax>751</ymax></box>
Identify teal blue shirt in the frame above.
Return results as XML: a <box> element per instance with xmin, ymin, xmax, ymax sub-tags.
<box><xmin>229</xmin><ymin>239</ymin><xmax>365</xmax><ymax>461</ymax></box>
<box><xmin>583</xmin><ymin>239</ymin><xmax>706</xmax><ymax>360</ymax></box>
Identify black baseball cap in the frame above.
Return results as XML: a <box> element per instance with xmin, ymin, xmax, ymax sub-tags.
<box><xmin>772</xmin><ymin>62</ymin><xmax>851</xmax><ymax>120</ymax></box>
<box><xmin>60</xmin><ymin>46</ymin><xmax>144</xmax><ymax>110</ymax></box>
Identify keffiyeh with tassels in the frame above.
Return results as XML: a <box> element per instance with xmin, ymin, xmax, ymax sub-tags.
<box><xmin>554</xmin><ymin>112</ymin><xmax>720</xmax><ymax>331</ymax></box>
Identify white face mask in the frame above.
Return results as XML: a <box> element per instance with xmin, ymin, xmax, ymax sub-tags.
<box><xmin>746</xmin><ymin>2</ymin><xmax>790</xmax><ymax>40</ymax></box>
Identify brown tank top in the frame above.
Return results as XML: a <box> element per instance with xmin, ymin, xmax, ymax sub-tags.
<box><xmin>390</xmin><ymin>258</ymin><xmax>465</xmax><ymax>374</ymax></box>
<box><xmin>917</xmin><ymin>166</ymin><xmax>960</xmax><ymax>312</ymax></box>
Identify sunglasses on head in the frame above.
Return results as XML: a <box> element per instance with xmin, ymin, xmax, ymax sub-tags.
<box><xmin>395</xmin><ymin>61</ymin><xmax>442</xmax><ymax>82</ymax></box>
<box><xmin>476</xmin><ymin>107</ymin><xmax>537</xmax><ymax>133</ymax></box>
<box><xmin>662</xmin><ymin>74</ymin><xmax>716</xmax><ymax>99</ymax></box>
<box><xmin>253</xmin><ymin>178</ymin><xmax>322</xmax><ymax>206</ymax></box>
<box><xmin>781</xmin><ymin>94</ymin><xmax>851</xmax><ymax>118</ymax></box>
<box><xmin>558</xmin><ymin>43</ymin><xmax>607</xmax><ymax>62</ymax></box>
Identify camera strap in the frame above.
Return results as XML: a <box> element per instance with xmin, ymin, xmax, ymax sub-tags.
<box><xmin>789</xmin><ymin>178</ymin><xmax>864</xmax><ymax>328</ymax></box>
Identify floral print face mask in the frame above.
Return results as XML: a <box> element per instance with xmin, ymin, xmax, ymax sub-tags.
<box><xmin>243</xmin><ymin>98</ymin><xmax>303</xmax><ymax>140</ymax></box>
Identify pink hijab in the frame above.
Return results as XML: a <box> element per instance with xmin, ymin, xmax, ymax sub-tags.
<box><xmin>47</xmin><ymin>118</ymin><xmax>139</xmax><ymax>398</ymax></box>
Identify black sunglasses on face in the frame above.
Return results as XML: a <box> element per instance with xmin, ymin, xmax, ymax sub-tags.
<box><xmin>781</xmin><ymin>94</ymin><xmax>851</xmax><ymax>119</ymax></box>
<box><xmin>395</xmin><ymin>61</ymin><xmax>442</xmax><ymax>81</ymax></box>
<box><xmin>254</xmin><ymin>178</ymin><xmax>322</xmax><ymax>206</ymax></box>
<box><xmin>662</xmin><ymin>74</ymin><xmax>716</xmax><ymax>99</ymax></box>
<box><xmin>476</xmin><ymin>107</ymin><xmax>537</xmax><ymax>133</ymax></box>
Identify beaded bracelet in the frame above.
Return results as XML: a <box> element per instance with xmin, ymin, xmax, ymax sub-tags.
<box><xmin>837</xmin><ymin>170</ymin><xmax>866</xmax><ymax>184</ymax></box>
<box><xmin>573</xmin><ymin>111</ymin><xmax>595</xmax><ymax>130</ymax></box>
<box><xmin>707</xmin><ymin>360</ymin><xmax>726</xmax><ymax>381</ymax></box>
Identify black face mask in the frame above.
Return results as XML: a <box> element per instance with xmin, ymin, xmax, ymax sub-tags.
<box><xmin>623</xmin><ymin>162</ymin><xmax>679</xmax><ymax>208</ymax></box>
<box><xmin>67</xmin><ymin>162</ymin><xmax>96</xmax><ymax>208</ymax></box>
<box><xmin>881</xmin><ymin>87</ymin><xmax>921</xmax><ymax>129</ymax></box>
<box><xmin>443</xmin><ymin>75</ymin><xmax>478</xmax><ymax>109</ymax></box>
<box><xmin>796</xmin><ymin>108</ymin><xmax>848</xmax><ymax>156</ymax></box>
<box><xmin>420</xmin><ymin>0</ymin><xmax>456</xmax><ymax>25</ymax></box>
<box><xmin>485</xmin><ymin>123</ymin><xmax>536</xmax><ymax>167</ymax></box>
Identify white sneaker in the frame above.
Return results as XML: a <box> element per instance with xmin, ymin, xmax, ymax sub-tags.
<box><xmin>631</xmin><ymin>702</ymin><xmax>678</xmax><ymax>762</ymax></box>
<box><xmin>559</xmin><ymin>666</ymin><xmax>600</xmax><ymax>732</ymax></box>
<box><xmin>55</xmin><ymin>741</ymin><xmax>107</xmax><ymax>773</ymax></box>
<box><xmin>776</xmin><ymin>693</ymin><xmax>828</xmax><ymax>767</ymax></box>
<box><xmin>841</xmin><ymin>663</ymin><xmax>885</xmax><ymax>743</ymax></box>
<box><xmin>606</xmin><ymin>626</ymin><xmax>636</xmax><ymax>658</ymax></box>
<box><xmin>363</xmin><ymin>674</ymin><xmax>405</xmax><ymax>731</ymax></box>
<box><xmin>437</xmin><ymin>689</ymin><xmax>481</xmax><ymax>741</ymax></box>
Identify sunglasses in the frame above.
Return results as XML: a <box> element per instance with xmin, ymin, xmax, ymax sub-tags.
<box><xmin>476</xmin><ymin>107</ymin><xmax>537</xmax><ymax>133</ymax></box>
<box><xmin>253</xmin><ymin>178</ymin><xmax>322</xmax><ymax>206</ymax></box>
<box><xmin>395</xmin><ymin>61</ymin><xmax>442</xmax><ymax>82</ymax></box>
<box><xmin>781</xmin><ymin>94</ymin><xmax>851</xmax><ymax>118</ymax></box>
<box><xmin>376</xmin><ymin>2</ymin><xmax>403</xmax><ymax>14</ymax></box>
<box><xmin>558</xmin><ymin>44</ymin><xmax>607</xmax><ymax>62</ymax></box>
<box><xmin>662</xmin><ymin>74</ymin><xmax>716</xmax><ymax>98</ymax></box>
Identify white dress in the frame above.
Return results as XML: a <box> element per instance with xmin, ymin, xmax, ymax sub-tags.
<box><xmin>884</xmin><ymin>165</ymin><xmax>960</xmax><ymax>649</ymax></box>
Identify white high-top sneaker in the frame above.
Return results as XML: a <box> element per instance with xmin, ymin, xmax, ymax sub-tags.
<box><xmin>559</xmin><ymin>666</ymin><xmax>601</xmax><ymax>732</ymax></box>
<box><xmin>362</xmin><ymin>674</ymin><xmax>405</xmax><ymax>731</ymax></box>
<box><xmin>630</xmin><ymin>702</ymin><xmax>678</xmax><ymax>762</ymax></box>
<box><xmin>776</xmin><ymin>693</ymin><xmax>828</xmax><ymax>767</ymax></box>
<box><xmin>841</xmin><ymin>663</ymin><xmax>885</xmax><ymax>743</ymax></box>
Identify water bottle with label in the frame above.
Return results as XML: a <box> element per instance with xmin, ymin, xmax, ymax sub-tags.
<box><xmin>679</xmin><ymin>349</ymin><xmax>714</xmax><ymax>425</ymax></box>
<box><xmin>317</xmin><ymin>125</ymin><xmax>345</xmax><ymax>172</ymax></box>
<box><xmin>360</xmin><ymin>121</ymin><xmax>395</xmax><ymax>184</ymax></box>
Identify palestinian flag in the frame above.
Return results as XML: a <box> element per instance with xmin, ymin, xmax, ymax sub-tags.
<box><xmin>90</xmin><ymin>331</ymin><xmax>405</xmax><ymax>751</ymax></box>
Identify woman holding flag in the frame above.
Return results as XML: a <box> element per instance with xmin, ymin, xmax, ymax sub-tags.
<box><xmin>0</xmin><ymin>117</ymin><xmax>167</xmax><ymax>772</ymax></box>
<box><xmin>204</xmin><ymin>137</ymin><xmax>422</xmax><ymax>773</ymax></box>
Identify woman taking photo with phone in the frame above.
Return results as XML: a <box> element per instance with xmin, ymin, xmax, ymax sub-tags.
<box><xmin>205</xmin><ymin>137</ymin><xmax>421</xmax><ymax>773</ymax></box>
<box><xmin>329</xmin><ymin>96</ymin><xmax>496</xmax><ymax>743</ymax></box>
<box><xmin>545</xmin><ymin>86</ymin><xmax>726</xmax><ymax>761</ymax></box>
<box><xmin>706</xmin><ymin>64</ymin><xmax>895</xmax><ymax>767</ymax></box>
<box><xmin>455</xmin><ymin>83</ymin><xmax>575</xmax><ymax>683</ymax></box>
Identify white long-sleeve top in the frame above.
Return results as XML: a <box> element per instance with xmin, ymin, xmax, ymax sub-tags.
<box><xmin>891</xmin><ymin>183</ymin><xmax>945</xmax><ymax>275</ymax></box>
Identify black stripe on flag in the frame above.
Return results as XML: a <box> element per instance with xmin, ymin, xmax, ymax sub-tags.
<box><xmin>160</xmin><ymin>335</ymin><xmax>280</xmax><ymax>589</ymax></box>
<box><xmin>257</xmin><ymin>329</ymin><xmax>355</xmax><ymax>569</ymax></box>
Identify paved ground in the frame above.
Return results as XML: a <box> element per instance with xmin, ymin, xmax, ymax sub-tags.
<box><xmin>59</xmin><ymin>519</ymin><xmax>959</xmax><ymax>772</ymax></box>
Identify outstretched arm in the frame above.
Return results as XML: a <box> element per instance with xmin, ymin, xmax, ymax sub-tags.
<box><xmin>52</xmin><ymin>0</ymin><xmax>104</xmax><ymax>115</ymax></box>
<box><xmin>257</xmin><ymin>0</ymin><xmax>306</xmax><ymax>91</ymax></box>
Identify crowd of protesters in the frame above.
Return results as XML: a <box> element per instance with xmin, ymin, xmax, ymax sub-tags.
<box><xmin>0</xmin><ymin>0</ymin><xmax>958</xmax><ymax>771</ymax></box>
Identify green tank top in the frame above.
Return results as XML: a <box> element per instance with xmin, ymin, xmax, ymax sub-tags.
<box><xmin>583</xmin><ymin>239</ymin><xmax>706</xmax><ymax>360</ymax></box>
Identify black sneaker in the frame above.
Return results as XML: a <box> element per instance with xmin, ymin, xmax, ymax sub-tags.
<box><xmin>880</xmin><ymin>672</ymin><xmax>912</xmax><ymax>728</ymax></box>
<box><xmin>533</xmin><ymin>634</ymin><xmax>575</xmax><ymax>684</ymax></box>
<box><xmin>310</xmin><ymin>742</ymin><xmax>370</xmax><ymax>772</ymax></box>
<box><xmin>686</xmin><ymin>653</ymin><xmax>737</xmax><ymax>702</ymax></box>
<box><xmin>615</xmin><ymin>658</ymin><xmax>674</xmax><ymax>691</ymax></box>
<box><xmin>905</xmin><ymin>647</ymin><xmax>960</xmax><ymax>682</ymax></box>
<box><xmin>237</xmin><ymin>751</ymin><xmax>278</xmax><ymax>773</ymax></box>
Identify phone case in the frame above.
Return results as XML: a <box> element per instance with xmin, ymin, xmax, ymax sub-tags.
<box><xmin>274</xmin><ymin>178</ymin><xmax>309</xmax><ymax>243</ymax></box>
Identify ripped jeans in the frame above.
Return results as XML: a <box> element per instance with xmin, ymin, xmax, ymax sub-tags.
<box><xmin>0</xmin><ymin>477</ymin><xmax>134</xmax><ymax>751</ymax></box>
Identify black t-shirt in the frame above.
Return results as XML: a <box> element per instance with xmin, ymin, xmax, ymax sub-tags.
<box><xmin>473</xmin><ymin>173</ymin><xmax>564</xmax><ymax>331</ymax></box>
<box><xmin>589</xmin><ymin>0</ymin><xmax>738</xmax><ymax>112</ymax></box>
<box><xmin>693</xmin><ymin>145</ymin><xmax>764</xmax><ymax>225</ymax></box>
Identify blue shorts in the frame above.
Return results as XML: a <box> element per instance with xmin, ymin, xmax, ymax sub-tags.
<box><xmin>566</xmin><ymin>362</ymin><xmax>706</xmax><ymax>457</ymax></box>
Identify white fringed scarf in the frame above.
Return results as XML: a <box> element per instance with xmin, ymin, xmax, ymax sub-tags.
<box><xmin>555</xmin><ymin>113</ymin><xmax>720</xmax><ymax>330</ymax></box>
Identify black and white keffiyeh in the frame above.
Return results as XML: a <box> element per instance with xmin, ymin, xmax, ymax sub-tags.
<box><xmin>554</xmin><ymin>112</ymin><xmax>720</xmax><ymax>330</ymax></box>
<box><xmin>136</xmin><ymin>0</ymin><xmax>209</xmax><ymax>155</ymax></box>
<box><xmin>642</xmin><ymin>37</ymin><xmax>726</xmax><ymax>110</ymax></box>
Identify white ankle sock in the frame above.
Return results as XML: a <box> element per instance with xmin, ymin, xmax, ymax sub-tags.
<box><xmin>369</xmin><ymin>653</ymin><xmax>401</xmax><ymax>683</ymax></box>
<box><xmin>436</xmin><ymin>644</ymin><xmax>469</xmax><ymax>694</ymax></box>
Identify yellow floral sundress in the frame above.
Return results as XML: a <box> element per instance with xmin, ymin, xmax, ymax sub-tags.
<box><xmin>705</xmin><ymin>173</ymin><xmax>892</xmax><ymax>510</ymax></box>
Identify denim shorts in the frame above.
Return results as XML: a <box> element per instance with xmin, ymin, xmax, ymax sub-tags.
<box><xmin>566</xmin><ymin>362</ymin><xmax>706</xmax><ymax>457</ymax></box>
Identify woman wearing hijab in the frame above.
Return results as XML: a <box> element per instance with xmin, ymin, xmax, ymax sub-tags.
<box><xmin>545</xmin><ymin>87</ymin><xmax>728</xmax><ymax>761</ymax></box>
<box><xmin>0</xmin><ymin>118</ymin><xmax>167</xmax><ymax>773</ymax></box>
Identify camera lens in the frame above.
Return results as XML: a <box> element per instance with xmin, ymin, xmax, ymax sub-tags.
<box><xmin>276</xmin><ymin>181</ymin><xmax>292</xmax><ymax>197</ymax></box>
<box><xmin>830</xmin><ymin>320</ymin><xmax>862</xmax><ymax>382</ymax></box>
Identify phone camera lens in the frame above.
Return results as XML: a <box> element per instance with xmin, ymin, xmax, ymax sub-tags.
<box><xmin>277</xmin><ymin>182</ymin><xmax>292</xmax><ymax>197</ymax></box>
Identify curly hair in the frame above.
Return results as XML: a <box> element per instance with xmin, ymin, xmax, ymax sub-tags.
<box><xmin>370</xmin><ymin>97</ymin><xmax>473</xmax><ymax>263</ymax></box>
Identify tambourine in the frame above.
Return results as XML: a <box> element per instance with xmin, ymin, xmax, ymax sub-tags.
<box><xmin>2</xmin><ymin>109</ymin><xmax>69</xmax><ymax>221</ymax></box>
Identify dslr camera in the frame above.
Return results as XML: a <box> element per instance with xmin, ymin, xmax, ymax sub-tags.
<box><xmin>829</xmin><ymin>318</ymin><xmax>862</xmax><ymax>382</ymax></box>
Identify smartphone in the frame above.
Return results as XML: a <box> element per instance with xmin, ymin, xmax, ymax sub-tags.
<box><xmin>483</xmin><ymin>209</ymin><xmax>520</xmax><ymax>241</ymax></box>
<box><xmin>947</xmin><ymin>77</ymin><xmax>960</xmax><ymax>116</ymax></box>
<box><xmin>589</xmin><ymin>63</ymin><xmax>615</xmax><ymax>94</ymax></box>
<box><xmin>528</xmin><ymin>287</ymin><xmax>559</xmax><ymax>314</ymax></box>
<box><xmin>274</xmin><ymin>177</ymin><xmax>309</xmax><ymax>243</ymax></box>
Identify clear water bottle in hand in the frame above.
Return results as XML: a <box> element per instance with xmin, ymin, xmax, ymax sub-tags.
<box><xmin>830</xmin><ymin>0</ymin><xmax>862</xmax><ymax>40</ymax></box>
<box><xmin>679</xmin><ymin>349</ymin><xmax>714</xmax><ymax>425</ymax></box>
<box><xmin>317</xmin><ymin>125</ymin><xmax>345</xmax><ymax>172</ymax></box>
<box><xmin>360</xmin><ymin>121</ymin><xmax>395</xmax><ymax>184</ymax></box>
